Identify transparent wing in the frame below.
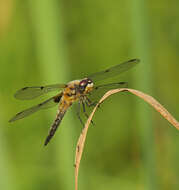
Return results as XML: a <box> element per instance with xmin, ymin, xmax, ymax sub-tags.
<box><xmin>87</xmin><ymin>82</ymin><xmax>128</xmax><ymax>103</ymax></box>
<box><xmin>93</xmin><ymin>81</ymin><xmax>128</xmax><ymax>90</ymax></box>
<box><xmin>9</xmin><ymin>95</ymin><xmax>62</xmax><ymax>122</ymax></box>
<box><xmin>14</xmin><ymin>83</ymin><xmax>66</xmax><ymax>100</ymax></box>
<box><xmin>87</xmin><ymin>59</ymin><xmax>140</xmax><ymax>82</ymax></box>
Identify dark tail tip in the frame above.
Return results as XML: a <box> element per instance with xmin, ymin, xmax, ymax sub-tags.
<box><xmin>44</xmin><ymin>136</ymin><xmax>51</xmax><ymax>146</ymax></box>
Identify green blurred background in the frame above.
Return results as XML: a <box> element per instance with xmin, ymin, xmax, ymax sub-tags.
<box><xmin>0</xmin><ymin>0</ymin><xmax>179</xmax><ymax>190</ymax></box>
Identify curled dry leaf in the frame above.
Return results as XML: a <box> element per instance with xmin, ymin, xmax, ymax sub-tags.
<box><xmin>74</xmin><ymin>88</ymin><xmax>179</xmax><ymax>190</ymax></box>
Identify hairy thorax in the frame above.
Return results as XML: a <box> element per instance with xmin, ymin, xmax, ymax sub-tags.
<box><xmin>60</xmin><ymin>78</ymin><xmax>93</xmax><ymax>107</ymax></box>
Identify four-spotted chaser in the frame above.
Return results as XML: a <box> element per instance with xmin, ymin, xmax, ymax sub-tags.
<box><xmin>9</xmin><ymin>59</ymin><xmax>140</xmax><ymax>146</ymax></box>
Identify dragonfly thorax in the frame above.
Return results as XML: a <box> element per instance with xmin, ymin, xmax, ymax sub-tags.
<box><xmin>64</xmin><ymin>78</ymin><xmax>93</xmax><ymax>101</ymax></box>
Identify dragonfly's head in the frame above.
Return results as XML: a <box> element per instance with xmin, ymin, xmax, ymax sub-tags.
<box><xmin>79</xmin><ymin>78</ymin><xmax>94</xmax><ymax>94</ymax></box>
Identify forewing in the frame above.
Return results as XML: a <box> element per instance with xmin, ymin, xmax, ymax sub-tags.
<box><xmin>14</xmin><ymin>83</ymin><xmax>66</xmax><ymax>100</ymax></box>
<box><xmin>9</xmin><ymin>95</ymin><xmax>61</xmax><ymax>122</ymax></box>
<box><xmin>94</xmin><ymin>82</ymin><xmax>128</xmax><ymax>90</ymax></box>
<box><xmin>88</xmin><ymin>82</ymin><xmax>128</xmax><ymax>103</ymax></box>
<box><xmin>87</xmin><ymin>59</ymin><xmax>140</xmax><ymax>82</ymax></box>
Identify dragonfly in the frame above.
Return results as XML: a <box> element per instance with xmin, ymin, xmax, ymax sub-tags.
<box><xmin>9</xmin><ymin>58</ymin><xmax>140</xmax><ymax>146</ymax></box>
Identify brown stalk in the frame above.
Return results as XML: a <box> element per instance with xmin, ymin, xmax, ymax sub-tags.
<box><xmin>74</xmin><ymin>88</ymin><xmax>179</xmax><ymax>190</ymax></box>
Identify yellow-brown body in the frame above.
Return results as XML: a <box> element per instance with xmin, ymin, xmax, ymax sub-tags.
<box><xmin>57</xmin><ymin>79</ymin><xmax>92</xmax><ymax>113</ymax></box>
<box><xmin>44</xmin><ymin>78</ymin><xmax>94</xmax><ymax>145</ymax></box>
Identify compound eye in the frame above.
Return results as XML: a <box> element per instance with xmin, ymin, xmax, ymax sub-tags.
<box><xmin>79</xmin><ymin>79</ymin><xmax>88</xmax><ymax>91</ymax></box>
<box><xmin>79</xmin><ymin>80</ymin><xmax>87</xmax><ymax>87</ymax></box>
<box><xmin>80</xmin><ymin>82</ymin><xmax>86</xmax><ymax>86</ymax></box>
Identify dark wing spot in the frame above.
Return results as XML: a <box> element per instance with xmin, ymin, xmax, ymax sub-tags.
<box><xmin>40</xmin><ymin>86</ymin><xmax>44</xmax><ymax>90</ymax></box>
<box><xmin>128</xmin><ymin>58</ymin><xmax>140</xmax><ymax>62</ymax></box>
<box><xmin>39</xmin><ymin>103</ymin><xmax>42</xmax><ymax>106</ymax></box>
<box><xmin>22</xmin><ymin>87</ymin><xmax>28</xmax><ymax>90</ymax></box>
<box><xmin>129</xmin><ymin>59</ymin><xmax>136</xmax><ymax>62</ymax></box>
<box><xmin>105</xmin><ymin>69</ymin><xmax>110</xmax><ymax>72</ymax></box>
<box><xmin>16</xmin><ymin>111</ymin><xmax>23</xmax><ymax>115</ymax></box>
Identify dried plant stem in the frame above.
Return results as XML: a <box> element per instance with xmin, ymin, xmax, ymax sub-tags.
<box><xmin>74</xmin><ymin>88</ymin><xmax>179</xmax><ymax>190</ymax></box>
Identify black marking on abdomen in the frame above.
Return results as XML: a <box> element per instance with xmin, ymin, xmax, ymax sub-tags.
<box><xmin>44</xmin><ymin>109</ymin><xmax>66</xmax><ymax>146</ymax></box>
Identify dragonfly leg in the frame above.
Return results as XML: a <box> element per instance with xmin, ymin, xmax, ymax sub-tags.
<box><xmin>76</xmin><ymin>101</ymin><xmax>84</xmax><ymax>126</ymax></box>
<box><xmin>82</xmin><ymin>101</ymin><xmax>95</xmax><ymax>126</ymax></box>
<box><xmin>86</xmin><ymin>96</ymin><xmax>102</xmax><ymax>109</ymax></box>
<box><xmin>85</xmin><ymin>96</ymin><xmax>98</xmax><ymax>107</ymax></box>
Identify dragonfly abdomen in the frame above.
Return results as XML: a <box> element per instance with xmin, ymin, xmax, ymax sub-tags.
<box><xmin>44</xmin><ymin>98</ymin><xmax>72</xmax><ymax>146</ymax></box>
<box><xmin>44</xmin><ymin>109</ymin><xmax>66</xmax><ymax>146</ymax></box>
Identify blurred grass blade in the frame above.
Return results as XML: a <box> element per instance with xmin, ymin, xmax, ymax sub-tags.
<box><xmin>129</xmin><ymin>0</ymin><xmax>158</xmax><ymax>189</ymax></box>
<box><xmin>0</xmin><ymin>99</ymin><xmax>15</xmax><ymax>190</ymax></box>
<box><xmin>28</xmin><ymin>0</ymin><xmax>74</xmax><ymax>189</ymax></box>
